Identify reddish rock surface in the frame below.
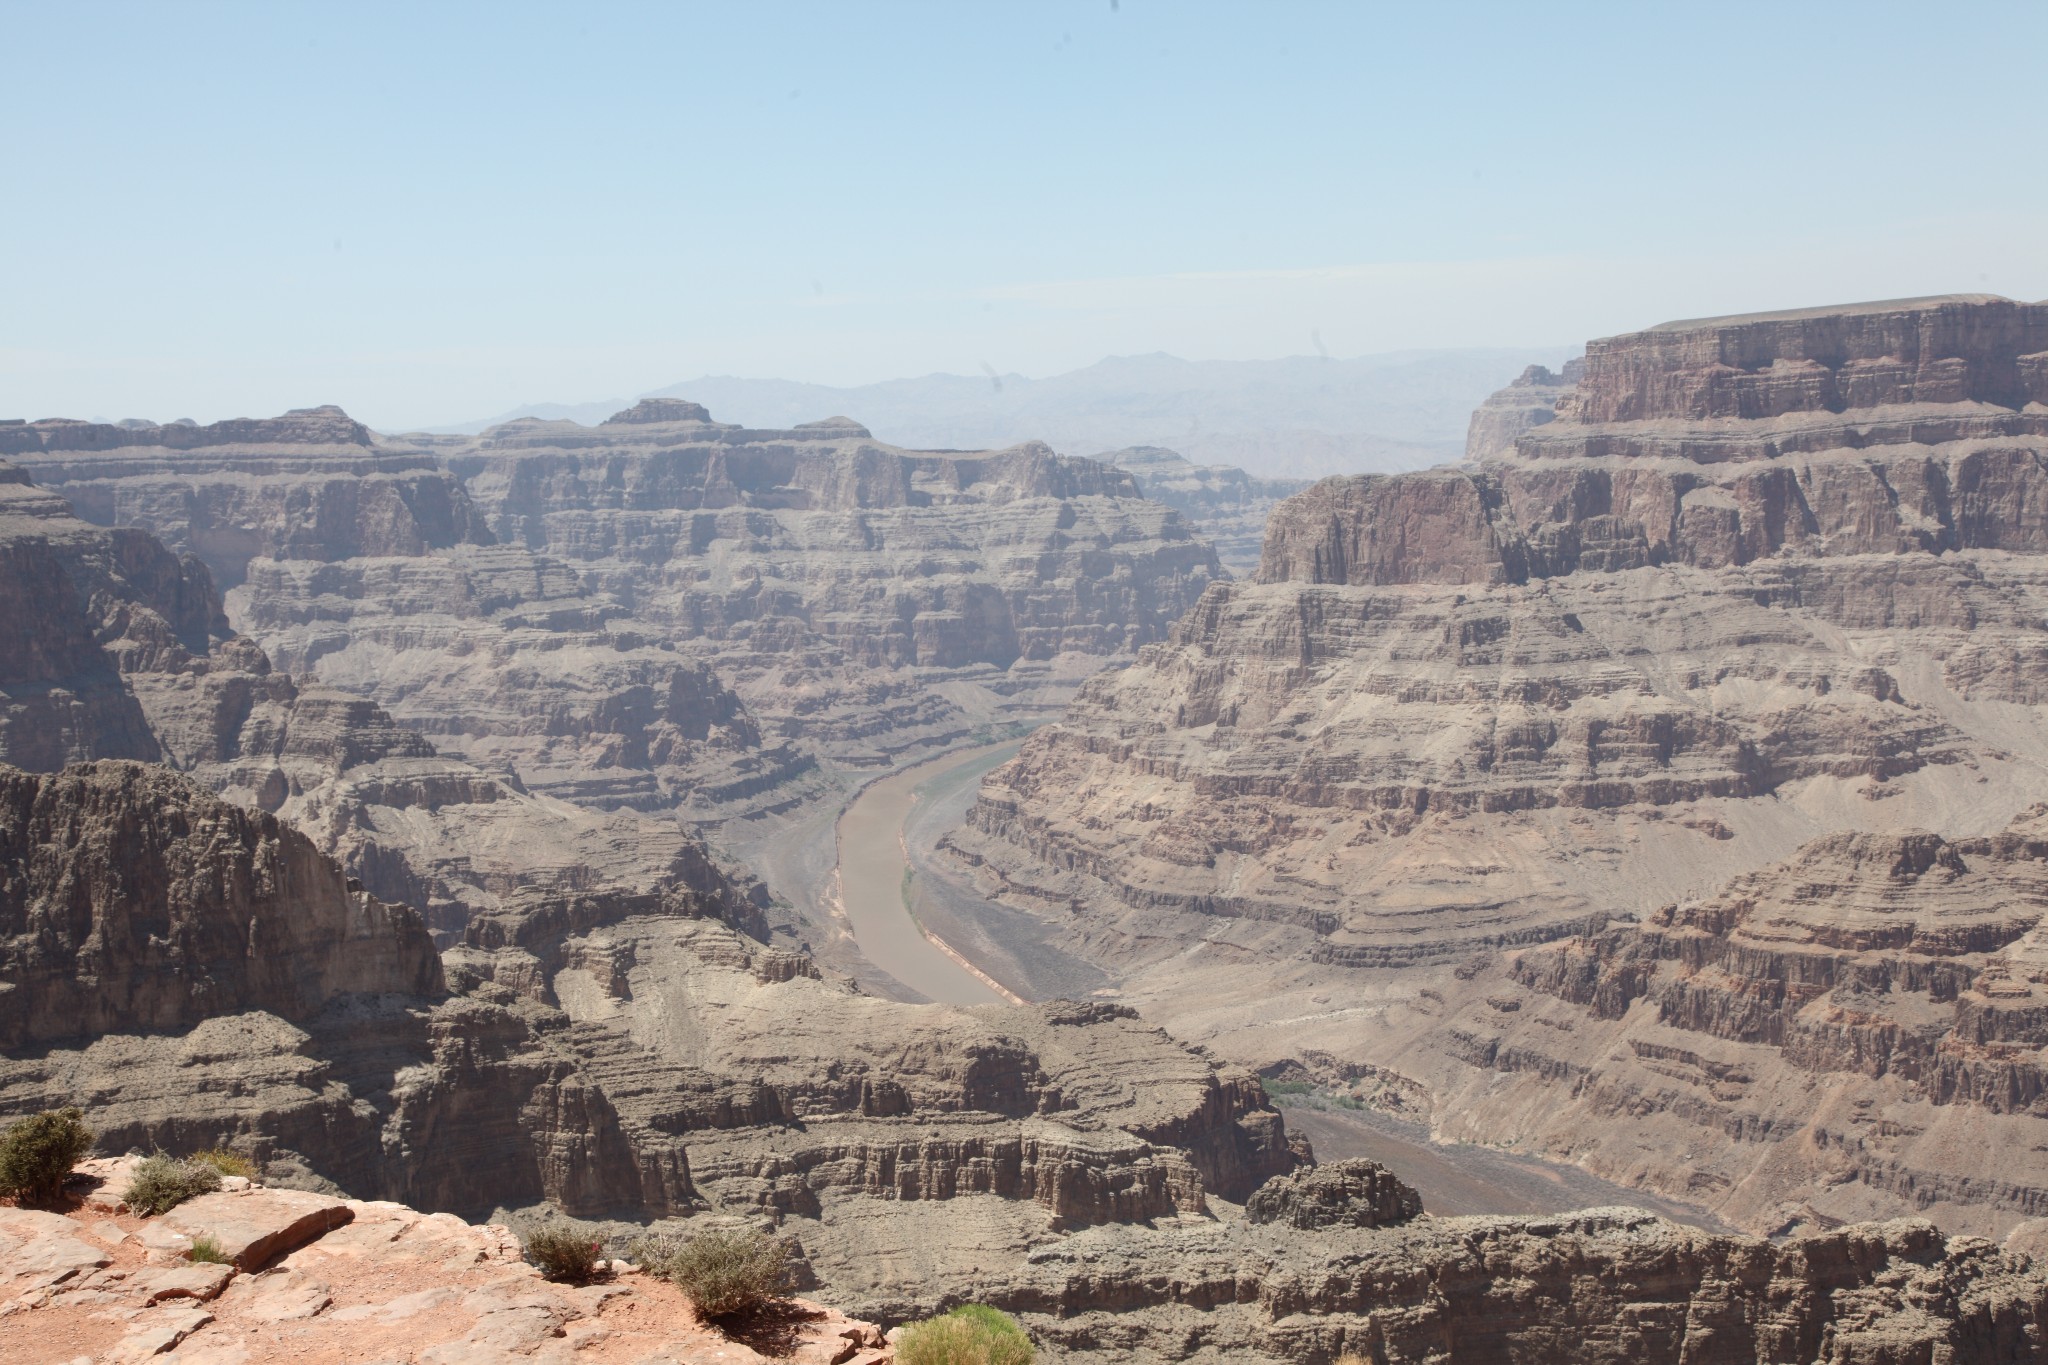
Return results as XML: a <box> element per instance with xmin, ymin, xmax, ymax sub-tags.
<box><xmin>0</xmin><ymin>1168</ymin><xmax>893</xmax><ymax>1365</ymax></box>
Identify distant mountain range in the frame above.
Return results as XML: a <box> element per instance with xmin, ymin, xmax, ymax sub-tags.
<box><xmin>425</xmin><ymin>347</ymin><xmax>1576</xmax><ymax>479</ymax></box>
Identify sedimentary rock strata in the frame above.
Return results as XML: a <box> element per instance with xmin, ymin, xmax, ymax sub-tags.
<box><xmin>431</xmin><ymin>401</ymin><xmax>1222</xmax><ymax>762</ymax></box>
<box><xmin>1463</xmin><ymin>359</ymin><xmax>1581</xmax><ymax>461</ymax></box>
<box><xmin>0</xmin><ymin>762</ymin><xmax>441</xmax><ymax>1047</ymax></box>
<box><xmin>14</xmin><ymin>402</ymin><xmax>1218</xmax><ymax>813</ymax></box>
<box><xmin>7</xmin><ymin>412</ymin><xmax>807</xmax><ymax>825</ymax></box>
<box><xmin>0</xmin><ymin>406</ymin><xmax>490</xmax><ymax>589</ymax></box>
<box><xmin>0</xmin><ymin>753</ymin><xmax>1309</xmax><ymax>1347</ymax></box>
<box><xmin>945</xmin><ymin>294</ymin><xmax>2048</xmax><ymax>1235</ymax></box>
<box><xmin>0</xmin><ymin>458</ymin><xmax>748</xmax><ymax>940</ymax></box>
<box><xmin>1102</xmin><ymin>446</ymin><xmax>1308</xmax><ymax>576</ymax></box>
<box><xmin>978</xmin><ymin>1208</ymin><xmax>2048</xmax><ymax>1364</ymax></box>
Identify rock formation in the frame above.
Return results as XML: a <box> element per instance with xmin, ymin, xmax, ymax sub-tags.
<box><xmin>1244</xmin><ymin>1157</ymin><xmax>1422</xmax><ymax>1229</ymax></box>
<box><xmin>5</xmin><ymin>412</ymin><xmax>806</xmax><ymax>827</ymax></box>
<box><xmin>996</xmin><ymin>1208</ymin><xmax>2048</xmax><ymax>1363</ymax></box>
<box><xmin>0</xmin><ymin>456</ymin><xmax>752</xmax><ymax>941</ymax></box>
<box><xmin>1102</xmin><ymin>446</ymin><xmax>1309</xmax><ymax>576</ymax></box>
<box><xmin>11</xmin><ymin>402</ymin><xmax>1220</xmax><ymax>864</ymax></box>
<box><xmin>1463</xmin><ymin>359</ymin><xmax>1582</xmax><ymax>460</ymax></box>
<box><xmin>1</xmin><ymin>1162</ymin><xmax>892</xmax><ymax>1365</ymax></box>
<box><xmin>0</xmin><ymin>407</ymin><xmax>490</xmax><ymax>590</ymax></box>
<box><xmin>0</xmin><ymin>762</ymin><xmax>441</xmax><ymax>1047</ymax></box>
<box><xmin>432</xmin><ymin>403</ymin><xmax>1220</xmax><ymax>765</ymax></box>
<box><xmin>0</xmin><ymin>753</ymin><xmax>1312</xmax><ymax>1352</ymax></box>
<box><xmin>944</xmin><ymin>294</ymin><xmax>2048</xmax><ymax>1236</ymax></box>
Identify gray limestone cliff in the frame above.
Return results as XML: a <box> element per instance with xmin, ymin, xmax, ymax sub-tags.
<box><xmin>944</xmin><ymin>294</ymin><xmax>2048</xmax><ymax>1239</ymax></box>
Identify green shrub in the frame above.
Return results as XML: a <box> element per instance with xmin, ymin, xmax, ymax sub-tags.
<box><xmin>896</xmin><ymin>1304</ymin><xmax>1034</xmax><ymax>1365</ymax></box>
<box><xmin>633</xmin><ymin>1226</ymin><xmax>788</xmax><ymax>1319</ymax></box>
<box><xmin>186</xmin><ymin>1234</ymin><xmax>229</xmax><ymax>1265</ymax></box>
<box><xmin>1260</xmin><ymin>1077</ymin><xmax>1313</xmax><ymax>1098</ymax></box>
<box><xmin>188</xmin><ymin>1148</ymin><xmax>258</xmax><ymax>1180</ymax></box>
<box><xmin>522</xmin><ymin>1225</ymin><xmax>605</xmax><ymax>1284</ymax></box>
<box><xmin>0</xmin><ymin>1108</ymin><xmax>95</xmax><ymax>1206</ymax></box>
<box><xmin>125</xmin><ymin>1154</ymin><xmax>222</xmax><ymax>1217</ymax></box>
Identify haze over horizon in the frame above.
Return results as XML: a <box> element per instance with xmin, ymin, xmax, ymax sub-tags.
<box><xmin>5</xmin><ymin>0</ymin><xmax>2045</xmax><ymax>431</ymax></box>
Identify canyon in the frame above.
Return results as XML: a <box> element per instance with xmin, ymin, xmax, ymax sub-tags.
<box><xmin>13</xmin><ymin>295</ymin><xmax>2048</xmax><ymax>1359</ymax></box>
<box><xmin>4</xmin><ymin>397</ymin><xmax>1226</xmax><ymax>988</ymax></box>
<box><xmin>944</xmin><ymin>294</ymin><xmax>2048</xmax><ymax>1241</ymax></box>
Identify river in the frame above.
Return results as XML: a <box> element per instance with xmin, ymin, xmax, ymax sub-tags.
<box><xmin>825</xmin><ymin>737</ymin><xmax>1727</xmax><ymax>1228</ymax></box>
<box><xmin>831</xmin><ymin>738</ymin><xmax>1025</xmax><ymax>1005</ymax></box>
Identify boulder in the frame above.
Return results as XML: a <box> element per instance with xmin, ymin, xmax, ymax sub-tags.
<box><xmin>161</xmin><ymin>1189</ymin><xmax>355</xmax><ymax>1269</ymax></box>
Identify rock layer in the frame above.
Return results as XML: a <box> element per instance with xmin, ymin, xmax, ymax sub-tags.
<box><xmin>1101</xmin><ymin>446</ymin><xmax>1308</xmax><ymax>576</ymax></box>
<box><xmin>945</xmin><ymin>294</ymin><xmax>2048</xmax><ymax>1236</ymax></box>
<box><xmin>0</xmin><ymin>762</ymin><xmax>440</xmax><ymax>1047</ymax></box>
<box><xmin>0</xmin><ymin>456</ymin><xmax>755</xmax><ymax>941</ymax></box>
<box><xmin>12</xmin><ymin>404</ymin><xmax>1222</xmax><ymax>866</ymax></box>
<box><xmin>0</xmin><ymin>746</ymin><xmax>1309</xmax><ymax>1351</ymax></box>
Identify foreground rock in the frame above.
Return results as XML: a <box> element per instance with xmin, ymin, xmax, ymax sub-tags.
<box><xmin>0</xmin><ymin>1171</ymin><xmax>891</xmax><ymax>1365</ymax></box>
<box><xmin>161</xmin><ymin>1189</ymin><xmax>355</xmax><ymax>1270</ymax></box>
<box><xmin>945</xmin><ymin>294</ymin><xmax>2048</xmax><ymax>1236</ymax></box>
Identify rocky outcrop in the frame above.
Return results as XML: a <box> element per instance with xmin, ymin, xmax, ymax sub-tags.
<box><xmin>0</xmin><ymin>461</ymin><xmax>221</xmax><ymax>770</ymax></box>
<box><xmin>0</xmin><ymin>762</ymin><xmax>441</xmax><ymax>1047</ymax></box>
<box><xmin>1244</xmin><ymin>1158</ymin><xmax>1422</xmax><ymax>1229</ymax></box>
<box><xmin>1</xmin><ymin>1169</ymin><xmax>894</xmax><ymax>1365</ymax></box>
<box><xmin>1102</xmin><ymin>446</ymin><xmax>1308</xmax><ymax>576</ymax></box>
<box><xmin>439</xmin><ymin>893</ymin><xmax>1299</xmax><ymax>1227</ymax></box>
<box><xmin>943</xmin><ymin>295</ymin><xmax>2048</xmax><ymax>1236</ymax></box>
<box><xmin>1463</xmin><ymin>359</ymin><xmax>1581</xmax><ymax>461</ymax></box>
<box><xmin>13</xmin><ymin>404</ymin><xmax>1219</xmax><ymax>854</ymax></box>
<box><xmin>964</xmin><ymin>1209</ymin><xmax>2048</xmax><ymax>1364</ymax></box>
<box><xmin>1563</xmin><ymin>294</ymin><xmax>2048</xmax><ymax>426</ymax></box>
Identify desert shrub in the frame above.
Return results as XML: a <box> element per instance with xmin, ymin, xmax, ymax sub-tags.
<box><xmin>188</xmin><ymin>1148</ymin><xmax>258</xmax><ymax>1180</ymax></box>
<box><xmin>896</xmin><ymin>1304</ymin><xmax>1034</xmax><ymax>1365</ymax></box>
<box><xmin>187</xmin><ymin>1234</ymin><xmax>229</xmax><ymax>1264</ymax></box>
<box><xmin>0</xmin><ymin>1108</ymin><xmax>94</xmax><ymax>1206</ymax></box>
<box><xmin>522</xmin><ymin>1225</ymin><xmax>605</xmax><ymax>1284</ymax></box>
<box><xmin>633</xmin><ymin>1226</ymin><xmax>788</xmax><ymax>1319</ymax></box>
<box><xmin>125</xmin><ymin>1154</ymin><xmax>222</xmax><ymax>1216</ymax></box>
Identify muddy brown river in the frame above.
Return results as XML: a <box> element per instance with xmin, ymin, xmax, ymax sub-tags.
<box><xmin>832</xmin><ymin>739</ymin><xmax>1023</xmax><ymax>1005</ymax></box>
<box><xmin>829</xmin><ymin>736</ymin><xmax>1727</xmax><ymax>1228</ymax></box>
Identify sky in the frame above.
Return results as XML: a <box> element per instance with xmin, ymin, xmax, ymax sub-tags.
<box><xmin>5</xmin><ymin>0</ymin><xmax>2046</xmax><ymax>431</ymax></box>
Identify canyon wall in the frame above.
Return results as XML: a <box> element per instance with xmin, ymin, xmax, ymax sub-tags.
<box><xmin>0</xmin><ymin>455</ymin><xmax>752</xmax><ymax>941</ymax></box>
<box><xmin>945</xmin><ymin>294</ymin><xmax>2048</xmax><ymax>1237</ymax></box>
<box><xmin>1102</xmin><ymin>445</ymin><xmax>1309</xmax><ymax>576</ymax></box>
<box><xmin>12</xmin><ymin>402</ymin><xmax>1219</xmax><ymax>833</ymax></box>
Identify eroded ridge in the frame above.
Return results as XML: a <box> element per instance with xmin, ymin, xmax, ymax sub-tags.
<box><xmin>943</xmin><ymin>295</ymin><xmax>2048</xmax><ymax>1234</ymax></box>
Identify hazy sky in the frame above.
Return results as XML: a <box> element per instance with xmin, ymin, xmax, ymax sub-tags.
<box><xmin>6</xmin><ymin>1</ymin><xmax>2046</xmax><ymax>430</ymax></box>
